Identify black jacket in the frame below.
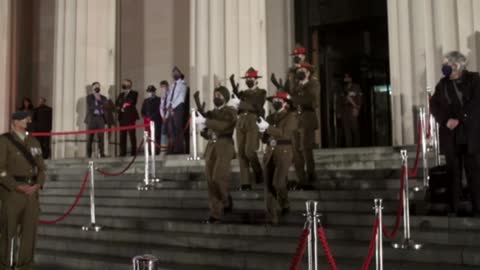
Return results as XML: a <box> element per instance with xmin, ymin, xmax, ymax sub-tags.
<box><xmin>141</xmin><ymin>96</ymin><xmax>162</xmax><ymax>122</ymax></box>
<box><xmin>116</xmin><ymin>90</ymin><xmax>140</xmax><ymax>125</ymax></box>
<box><xmin>85</xmin><ymin>94</ymin><xmax>107</xmax><ymax>125</ymax></box>
<box><xmin>33</xmin><ymin>105</ymin><xmax>52</xmax><ymax>132</ymax></box>
<box><xmin>431</xmin><ymin>70</ymin><xmax>480</xmax><ymax>154</ymax></box>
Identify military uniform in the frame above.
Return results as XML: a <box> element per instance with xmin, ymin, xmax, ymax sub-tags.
<box><xmin>261</xmin><ymin>98</ymin><xmax>297</xmax><ymax>224</ymax></box>
<box><xmin>236</xmin><ymin>68</ymin><xmax>267</xmax><ymax>188</ymax></box>
<box><xmin>289</xmin><ymin>64</ymin><xmax>319</xmax><ymax>188</ymax></box>
<box><xmin>0</xmin><ymin>130</ymin><xmax>46</xmax><ymax>270</ymax></box>
<box><xmin>201</xmin><ymin>87</ymin><xmax>237</xmax><ymax>222</ymax></box>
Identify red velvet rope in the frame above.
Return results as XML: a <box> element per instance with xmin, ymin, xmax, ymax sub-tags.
<box><xmin>289</xmin><ymin>228</ymin><xmax>310</xmax><ymax>270</ymax></box>
<box><xmin>31</xmin><ymin>123</ymin><xmax>149</xmax><ymax>137</ymax></box>
<box><xmin>39</xmin><ymin>171</ymin><xmax>90</xmax><ymax>225</ymax></box>
<box><xmin>318</xmin><ymin>226</ymin><xmax>339</xmax><ymax>270</ymax></box>
<box><xmin>382</xmin><ymin>166</ymin><xmax>405</xmax><ymax>239</ymax></box>
<box><xmin>95</xmin><ymin>140</ymin><xmax>144</xmax><ymax>177</ymax></box>
<box><xmin>361</xmin><ymin>217</ymin><xmax>380</xmax><ymax>270</ymax></box>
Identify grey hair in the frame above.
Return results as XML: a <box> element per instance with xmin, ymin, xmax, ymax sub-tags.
<box><xmin>444</xmin><ymin>51</ymin><xmax>468</xmax><ymax>70</ymax></box>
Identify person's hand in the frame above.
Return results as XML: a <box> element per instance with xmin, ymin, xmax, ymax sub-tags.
<box><xmin>228</xmin><ymin>94</ymin><xmax>240</xmax><ymax>110</ymax></box>
<box><xmin>256</xmin><ymin>117</ymin><xmax>269</xmax><ymax>133</ymax></box>
<box><xmin>446</xmin><ymin>119</ymin><xmax>459</xmax><ymax>130</ymax></box>
<box><xmin>15</xmin><ymin>184</ymin><xmax>31</xmax><ymax>194</ymax></box>
<box><xmin>25</xmin><ymin>184</ymin><xmax>41</xmax><ymax>195</ymax></box>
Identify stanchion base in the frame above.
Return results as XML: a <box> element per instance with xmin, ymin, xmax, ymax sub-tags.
<box><xmin>82</xmin><ymin>223</ymin><xmax>102</xmax><ymax>232</ymax></box>
<box><xmin>392</xmin><ymin>239</ymin><xmax>423</xmax><ymax>250</ymax></box>
<box><xmin>137</xmin><ymin>182</ymin><xmax>156</xmax><ymax>191</ymax></box>
<box><xmin>187</xmin><ymin>156</ymin><xmax>201</xmax><ymax>161</ymax></box>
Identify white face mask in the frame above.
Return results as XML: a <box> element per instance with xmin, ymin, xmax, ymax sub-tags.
<box><xmin>146</xmin><ymin>92</ymin><xmax>154</xmax><ymax>98</ymax></box>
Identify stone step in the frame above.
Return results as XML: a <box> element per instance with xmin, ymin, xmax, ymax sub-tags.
<box><xmin>35</xmin><ymin>231</ymin><xmax>480</xmax><ymax>268</ymax></box>
<box><xmin>44</xmin><ymin>177</ymin><xmax>422</xmax><ymax>191</ymax></box>
<box><xmin>39</xmin><ymin>196</ymin><xmax>402</xmax><ymax>214</ymax></box>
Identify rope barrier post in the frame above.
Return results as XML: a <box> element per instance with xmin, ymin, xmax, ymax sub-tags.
<box><xmin>9</xmin><ymin>236</ymin><xmax>16</xmax><ymax>269</ymax></box>
<box><xmin>419</xmin><ymin>106</ymin><xmax>429</xmax><ymax>189</ymax></box>
<box><xmin>149</xmin><ymin>121</ymin><xmax>159</xmax><ymax>183</ymax></box>
<box><xmin>392</xmin><ymin>150</ymin><xmax>422</xmax><ymax>250</ymax></box>
<box><xmin>374</xmin><ymin>198</ymin><xmax>383</xmax><ymax>270</ymax></box>
<box><xmin>138</xmin><ymin>131</ymin><xmax>155</xmax><ymax>191</ymax></box>
<box><xmin>434</xmin><ymin>122</ymin><xmax>441</xmax><ymax>166</ymax></box>
<box><xmin>82</xmin><ymin>161</ymin><xmax>102</xmax><ymax>232</ymax></box>
<box><xmin>305</xmin><ymin>201</ymin><xmax>314</xmax><ymax>270</ymax></box>
<box><xmin>187</xmin><ymin>108</ymin><xmax>201</xmax><ymax>161</ymax></box>
<box><xmin>312</xmin><ymin>201</ymin><xmax>319</xmax><ymax>270</ymax></box>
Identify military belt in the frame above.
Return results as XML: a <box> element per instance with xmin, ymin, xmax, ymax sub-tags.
<box><xmin>14</xmin><ymin>176</ymin><xmax>38</xmax><ymax>185</ymax></box>
<box><xmin>269</xmin><ymin>139</ymin><xmax>292</xmax><ymax>147</ymax></box>
<box><xmin>210</xmin><ymin>133</ymin><xmax>234</xmax><ymax>142</ymax></box>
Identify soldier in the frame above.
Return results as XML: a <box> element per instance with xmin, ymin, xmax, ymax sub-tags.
<box><xmin>0</xmin><ymin>111</ymin><xmax>47</xmax><ymax>270</ymax></box>
<box><xmin>339</xmin><ymin>73</ymin><xmax>362</xmax><ymax>147</ymax></box>
<box><xmin>289</xmin><ymin>63</ymin><xmax>319</xmax><ymax>190</ymax></box>
<box><xmin>257</xmin><ymin>91</ymin><xmax>297</xmax><ymax>225</ymax></box>
<box><xmin>195</xmin><ymin>86</ymin><xmax>237</xmax><ymax>224</ymax></box>
<box><xmin>233</xmin><ymin>67</ymin><xmax>267</xmax><ymax>191</ymax></box>
<box><xmin>286</xmin><ymin>44</ymin><xmax>307</xmax><ymax>92</ymax></box>
<box><xmin>141</xmin><ymin>85</ymin><xmax>162</xmax><ymax>154</ymax></box>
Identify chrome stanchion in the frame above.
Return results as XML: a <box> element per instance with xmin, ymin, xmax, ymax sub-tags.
<box><xmin>188</xmin><ymin>108</ymin><xmax>200</xmax><ymax>161</ymax></box>
<box><xmin>419</xmin><ymin>107</ymin><xmax>429</xmax><ymax>188</ymax></box>
<box><xmin>149</xmin><ymin>121</ymin><xmax>159</xmax><ymax>183</ymax></box>
<box><xmin>132</xmin><ymin>254</ymin><xmax>158</xmax><ymax>270</ymax></box>
<box><xmin>374</xmin><ymin>199</ymin><xmax>384</xmax><ymax>270</ymax></box>
<box><xmin>434</xmin><ymin>122</ymin><xmax>441</xmax><ymax>166</ymax></box>
<box><xmin>304</xmin><ymin>200</ymin><xmax>319</xmax><ymax>270</ymax></box>
<box><xmin>82</xmin><ymin>161</ymin><xmax>102</xmax><ymax>232</ymax></box>
<box><xmin>138</xmin><ymin>131</ymin><xmax>155</xmax><ymax>190</ymax></box>
<box><xmin>392</xmin><ymin>150</ymin><xmax>422</xmax><ymax>249</ymax></box>
<box><xmin>9</xmin><ymin>236</ymin><xmax>16</xmax><ymax>269</ymax></box>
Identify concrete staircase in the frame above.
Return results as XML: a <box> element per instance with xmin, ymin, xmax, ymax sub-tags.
<box><xmin>31</xmin><ymin>147</ymin><xmax>480</xmax><ymax>270</ymax></box>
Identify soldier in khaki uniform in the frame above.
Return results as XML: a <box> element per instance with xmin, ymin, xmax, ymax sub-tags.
<box><xmin>195</xmin><ymin>86</ymin><xmax>237</xmax><ymax>224</ymax></box>
<box><xmin>234</xmin><ymin>68</ymin><xmax>267</xmax><ymax>191</ymax></box>
<box><xmin>289</xmin><ymin>63</ymin><xmax>320</xmax><ymax>190</ymax></box>
<box><xmin>286</xmin><ymin>45</ymin><xmax>308</xmax><ymax>92</ymax></box>
<box><xmin>0</xmin><ymin>111</ymin><xmax>47</xmax><ymax>270</ymax></box>
<box><xmin>257</xmin><ymin>92</ymin><xmax>297</xmax><ymax>225</ymax></box>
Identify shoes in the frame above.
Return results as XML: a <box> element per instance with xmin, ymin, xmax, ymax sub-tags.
<box><xmin>238</xmin><ymin>185</ymin><xmax>252</xmax><ymax>191</ymax></box>
<box><xmin>100</xmin><ymin>154</ymin><xmax>106</xmax><ymax>158</ymax></box>
<box><xmin>287</xmin><ymin>181</ymin><xmax>298</xmax><ymax>191</ymax></box>
<box><xmin>281</xmin><ymin>208</ymin><xmax>290</xmax><ymax>216</ymax></box>
<box><xmin>224</xmin><ymin>196</ymin><xmax>233</xmax><ymax>214</ymax></box>
<box><xmin>203</xmin><ymin>217</ymin><xmax>220</xmax><ymax>224</ymax></box>
<box><xmin>298</xmin><ymin>184</ymin><xmax>315</xmax><ymax>191</ymax></box>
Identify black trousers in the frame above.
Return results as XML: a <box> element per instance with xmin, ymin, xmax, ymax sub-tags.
<box><xmin>120</xmin><ymin>126</ymin><xmax>137</xmax><ymax>156</ymax></box>
<box><xmin>87</xmin><ymin>116</ymin><xmax>105</xmax><ymax>157</ymax></box>
<box><xmin>37</xmin><ymin>136</ymin><xmax>51</xmax><ymax>159</ymax></box>
<box><xmin>167</xmin><ymin>104</ymin><xmax>186</xmax><ymax>154</ymax></box>
<box><xmin>445</xmin><ymin>145</ymin><xmax>480</xmax><ymax>213</ymax></box>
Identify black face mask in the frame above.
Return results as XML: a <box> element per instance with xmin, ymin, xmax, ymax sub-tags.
<box><xmin>173</xmin><ymin>74</ymin><xmax>181</xmax><ymax>81</ymax></box>
<box><xmin>442</xmin><ymin>65</ymin><xmax>453</xmax><ymax>78</ymax></box>
<box><xmin>246</xmin><ymin>80</ymin><xmax>255</xmax><ymax>89</ymax></box>
<box><xmin>94</xmin><ymin>87</ymin><xmax>100</xmax><ymax>93</ymax></box>
<box><xmin>293</xmin><ymin>56</ymin><xmax>301</xmax><ymax>64</ymax></box>
<box><xmin>296</xmin><ymin>72</ymin><xmax>306</xmax><ymax>81</ymax></box>
<box><xmin>272</xmin><ymin>102</ymin><xmax>283</xmax><ymax>111</ymax></box>
<box><xmin>121</xmin><ymin>84</ymin><xmax>129</xmax><ymax>90</ymax></box>
<box><xmin>213</xmin><ymin>97</ymin><xmax>224</xmax><ymax>107</ymax></box>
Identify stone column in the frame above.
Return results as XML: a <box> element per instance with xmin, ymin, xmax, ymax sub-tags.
<box><xmin>388</xmin><ymin>0</ymin><xmax>480</xmax><ymax>145</ymax></box>
<box><xmin>189</xmin><ymin>0</ymin><xmax>270</xmax><ymax>152</ymax></box>
<box><xmin>0</xmin><ymin>0</ymin><xmax>12</xmax><ymax>132</ymax></box>
<box><xmin>52</xmin><ymin>0</ymin><xmax>116</xmax><ymax>158</ymax></box>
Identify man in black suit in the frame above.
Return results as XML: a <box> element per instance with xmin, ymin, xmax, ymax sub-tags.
<box><xmin>141</xmin><ymin>85</ymin><xmax>162</xmax><ymax>154</ymax></box>
<box><xmin>116</xmin><ymin>79</ymin><xmax>140</xmax><ymax>156</ymax></box>
<box><xmin>33</xmin><ymin>97</ymin><xmax>52</xmax><ymax>159</ymax></box>
<box><xmin>85</xmin><ymin>82</ymin><xmax>107</xmax><ymax>158</ymax></box>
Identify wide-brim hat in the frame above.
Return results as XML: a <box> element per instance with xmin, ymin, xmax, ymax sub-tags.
<box><xmin>11</xmin><ymin>111</ymin><xmax>30</xmax><ymax>121</ymax></box>
<box><xmin>267</xmin><ymin>91</ymin><xmax>293</xmax><ymax>106</ymax></box>
<box><xmin>290</xmin><ymin>46</ymin><xmax>307</xmax><ymax>56</ymax></box>
<box><xmin>241</xmin><ymin>67</ymin><xmax>263</xmax><ymax>79</ymax></box>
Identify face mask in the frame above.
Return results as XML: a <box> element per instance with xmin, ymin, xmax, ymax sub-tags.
<box><xmin>272</xmin><ymin>101</ymin><xmax>283</xmax><ymax>111</ymax></box>
<box><xmin>94</xmin><ymin>87</ymin><xmax>100</xmax><ymax>93</ymax></box>
<box><xmin>146</xmin><ymin>92</ymin><xmax>154</xmax><ymax>98</ymax></box>
<box><xmin>213</xmin><ymin>97</ymin><xmax>224</xmax><ymax>107</ymax></box>
<box><xmin>121</xmin><ymin>84</ymin><xmax>129</xmax><ymax>90</ymax></box>
<box><xmin>246</xmin><ymin>80</ymin><xmax>255</xmax><ymax>89</ymax></box>
<box><xmin>442</xmin><ymin>65</ymin><xmax>453</xmax><ymax>78</ymax></box>
<box><xmin>293</xmin><ymin>56</ymin><xmax>301</xmax><ymax>64</ymax></box>
<box><xmin>173</xmin><ymin>74</ymin><xmax>181</xmax><ymax>81</ymax></box>
<box><xmin>296</xmin><ymin>72</ymin><xmax>306</xmax><ymax>81</ymax></box>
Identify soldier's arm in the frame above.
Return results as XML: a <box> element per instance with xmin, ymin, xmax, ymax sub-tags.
<box><xmin>205</xmin><ymin>109</ymin><xmax>237</xmax><ymax>133</ymax></box>
<box><xmin>0</xmin><ymin>137</ymin><xmax>20</xmax><ymax>191</ymax></box>
<box><xmin>266</xmin><ymin>113</ymin><xmax>297</xmax><ymax>138</ymax></box>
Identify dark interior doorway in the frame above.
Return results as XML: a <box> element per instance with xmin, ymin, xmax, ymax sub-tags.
<box><xmin>295</xmin><ymin>0</ymin><xmax>391</xmax><ymax>148</ymax></box>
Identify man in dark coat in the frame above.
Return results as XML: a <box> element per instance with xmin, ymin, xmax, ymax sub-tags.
<box><xmin>141</xmin><ymin>85</ymin><xmax>162</xmax><ymax>154</ymax></box>
<box><xmin>430</xmin><ymin>51</ymin><xmax>480</xmax><ymax>216</ymax></box>
<box><xmin>85</xmin><ymin>82</ymin><xmax>108</xmax><ymax>158</ymax></box>
<box><xmin>33</xmin><ymin>97</ymin><xmax>52</xmax><ymax>159</ymax></box>
<box><xmin>116</xmin><ymin>79</ymin><xmax>140</xmax><ymax>157</ymax></box>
